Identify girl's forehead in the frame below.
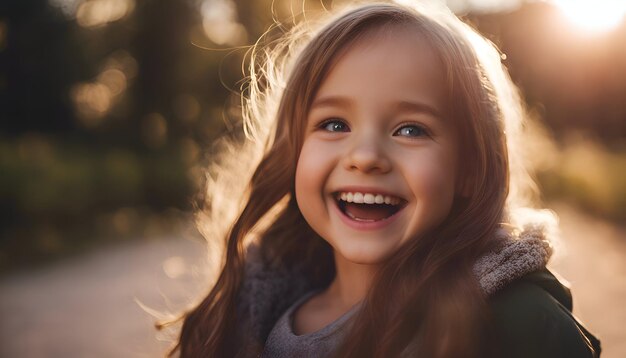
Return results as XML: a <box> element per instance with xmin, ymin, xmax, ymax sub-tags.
<box><xmin>343</xmin><ymin>24</ymin><xmax>443</xmax><ymax>61</ymax></box>
<box><xmin>344</xmin><ymin>30</ymin><xmax>439</xmax><ymax>66</ymax></box>
<box><xmin>314</xmin><ymin>31</ymin><xmax>447</xmax><ymax>112</ymax></box>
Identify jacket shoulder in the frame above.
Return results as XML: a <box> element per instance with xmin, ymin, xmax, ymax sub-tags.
<box><xmin>489</xmin><ymin>269</ymin><xmax>601</xmax><ymax>358</ymax></box>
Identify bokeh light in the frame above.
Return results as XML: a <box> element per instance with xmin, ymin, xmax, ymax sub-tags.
<box><xmin>70</xmin><ymin>51</ymin><xmax>136</xmax><ymax>127</ymax></box>
<box><xmin>200</xmin><ymin>0</ymin><xmax>248</xmax><ymax>45</ymax></box>
<box><xmin>162</xmin><ymin>256</ymin><xmax>187</xmax><ymax>279</ymax></box>
<box><xmin>50</xmin><ymin>0</ymin><xmax>135</xmax><ymax>27</ymax></box>
<box><xmin>71</xmin><ymin>82</ymin><xmax>112</xmax><ymax>125</ymax></box>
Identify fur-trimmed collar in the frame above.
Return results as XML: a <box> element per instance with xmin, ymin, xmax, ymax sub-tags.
<box><xmin>236</xmin><ymin>224</ymin><xmax>553</xmax><ymax>351</ymax></box>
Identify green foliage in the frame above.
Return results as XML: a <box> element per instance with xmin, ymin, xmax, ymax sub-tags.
<box><xmin>0</xmin><ymin>136</ymin><xmax>195</xmax><ymax>272</ymax></box>
<box><xmin>537</xmin><ymin>142</ymin><xmax>626</xmax><ymax>222</ymax></box>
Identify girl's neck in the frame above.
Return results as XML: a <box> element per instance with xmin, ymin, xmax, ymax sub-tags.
<box><xmin>326</xmin><ymin>251</ymin><xmax>378</xmax><ymax>310</ymax></box>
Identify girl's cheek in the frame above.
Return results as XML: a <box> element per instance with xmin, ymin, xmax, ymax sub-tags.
<box><xmin>405</xmin><ymin>152</ymin><xmax>457</xmax><ymax>196</ymax></box>
<box><xmin>295</xmin><ymin>138</ymin><xmax>337</xmax><ymax>193</ymax></box>
<box><xmin>299</xmin><ymin>138</ymin><xmax>341</xmax><ymax>167</ymax></box>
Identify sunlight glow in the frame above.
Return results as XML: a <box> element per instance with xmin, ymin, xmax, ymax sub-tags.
<box><xmin>552</xmin><ymin>0</ymin><xmax>626</xmax><ymax>34</ymax></box>
<box><xmin>444</xmin><ymin>0</ymin><xmax>523</xmax><ymax>14</ymax></box>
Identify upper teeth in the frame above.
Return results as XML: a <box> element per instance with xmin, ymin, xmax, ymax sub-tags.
<box><xmin>337</xmin><ymin>192</ymin><xmax>402</xmax><ymax>205</ymax></box>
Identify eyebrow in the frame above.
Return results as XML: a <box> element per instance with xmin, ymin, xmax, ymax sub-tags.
<box><xmin>396</xmin><ymin>100</ymin><xmax>443</xmax><ymax>120</ymax></box>
<box><xmin>310</xmin><ymin>96</ymin><xmax>354</xmax><ymax>110</ymax></box>
<box><xmin>310</xmin><ymin>95</ymin><xmax>443</xmax><ymax>120</ymax></box>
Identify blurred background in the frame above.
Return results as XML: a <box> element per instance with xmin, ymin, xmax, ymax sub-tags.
<box><xmin>0</xmin><ymin>0</ymin><xmax>624</xmax><ymax>356</ymax></box>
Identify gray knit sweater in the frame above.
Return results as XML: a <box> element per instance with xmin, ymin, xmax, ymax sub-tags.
<box><xmin>261</xmin><ymin>289</ymin><xmax>359</xmax><ymax>357</ymax></box>
<box><xmin>236</xmin><ymin>223</ymin><xmax>554</xmax><ymax>357</ymax></box>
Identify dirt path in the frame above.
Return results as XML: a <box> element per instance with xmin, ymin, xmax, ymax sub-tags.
<box><xmin>0</xmin><ymin>205</ymin><xmax>624</xmax><ymax>357</ymax></box>
<box><xmin>548</xmin><ymin>204</ymin><xmax>626</xmax><ymax>358</ymax></box>
<box><xmin>0</xmin><ymin>236</ymin><xmax>209</xmax><ymax>357</ymax></box>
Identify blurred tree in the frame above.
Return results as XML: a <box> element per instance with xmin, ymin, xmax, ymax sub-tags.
<box><xmin>0</xmin><ymin>0</ymin><xmax>85</xmax><ymax>134</ymax></box>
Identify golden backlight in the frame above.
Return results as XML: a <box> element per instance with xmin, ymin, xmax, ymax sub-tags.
<box><xmin>552</xmin><ymin>0</ymin><xmax>626</xmax><ymax>33</ymax></box>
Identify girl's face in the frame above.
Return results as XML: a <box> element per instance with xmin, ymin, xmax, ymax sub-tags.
<box><xmin>295</xmin><ymin>32</ymin><xmax>460</xmax><ymax>265</ymax></box>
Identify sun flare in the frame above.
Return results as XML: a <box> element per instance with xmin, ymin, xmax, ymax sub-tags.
<box><xmin>552</xmin><ymin>0</ymin><xmax>626</xmax><ymax>34</ymax></box>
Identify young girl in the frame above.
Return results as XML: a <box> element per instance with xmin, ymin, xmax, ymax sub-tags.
<box><xmin>169</xmin><ymin>1</ymin><xmax>601</xmax><ymax>357</ymax></box>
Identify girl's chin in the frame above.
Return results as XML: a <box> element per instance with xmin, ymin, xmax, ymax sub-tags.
<box><xmin>336</xmin><ymin>252</ymin><xmax>392</xmax><ymax>266</ymax></box>
<box><xmin>330</xmin><ymin>238</ymin><xmax>402</xmax><ymax>266</ymax></box>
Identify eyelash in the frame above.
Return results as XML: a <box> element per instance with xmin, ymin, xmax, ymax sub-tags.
<box><xmin>319</xmin><ymin>118</ymin><xmax>349</xmax><ymax>132</ymax></box>
<box><xmin>394</xmin><ymin>122</ymin><xmax>430</xmax><ymax>138</ymax></box>
<box><xmin>317</xmin><ymin>119</ymin><xmax>431</xmax><ymax>138</ymax></box>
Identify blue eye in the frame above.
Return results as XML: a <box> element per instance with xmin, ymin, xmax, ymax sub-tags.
<box><xmin>320</xmin><ymin>119</ymin><xmax>349</xmax><ymax>132</ymax></box>
<box><xmin>394</xmin><ymin>124</ymin><xmax>428</xmax><ymax>138</ymax></box>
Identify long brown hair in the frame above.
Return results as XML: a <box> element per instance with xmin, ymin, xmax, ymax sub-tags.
<box><xmin>169</xmin><ymin>2</ymin><xmax>542</xmax><ymax>357</ymax></box>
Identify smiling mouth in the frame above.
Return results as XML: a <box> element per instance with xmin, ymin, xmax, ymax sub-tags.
<box><xmin>333</xmin><ymin>192</ymin><xmax>407</xmax><ymax>222</ymax></box>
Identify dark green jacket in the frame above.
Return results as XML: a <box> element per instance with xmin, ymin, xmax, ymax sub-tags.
<box><xmin>238</xmin><ymin>232</ymin><xmax>601</xmax><ymax>357</ymax></box>
<box><xmin>490</xmin><ymin>269</ymin><xmax>601</xmax><ymax>357</ymax></box>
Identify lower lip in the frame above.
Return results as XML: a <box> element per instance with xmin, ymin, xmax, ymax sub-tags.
<box><xmin>331</xmin><ymin>199</ymin><xmax>405</xmax><ymax>231</ymax></box>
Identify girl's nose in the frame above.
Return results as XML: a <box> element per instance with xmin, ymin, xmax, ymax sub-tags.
<box><xmin>342</xmin><ymin>135</ymin><xmax>392</xmax><ymax>174</ymax></box>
